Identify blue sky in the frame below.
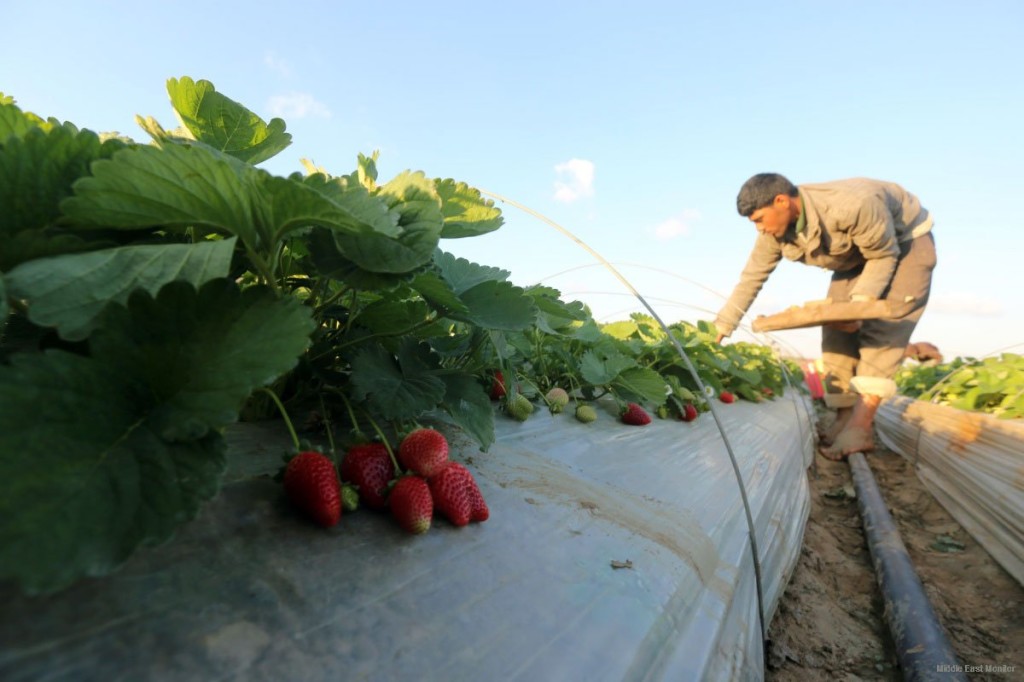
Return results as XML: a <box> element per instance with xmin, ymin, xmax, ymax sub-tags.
<box><xmin>5</xmin><ymin>1</ymin><xmax>1022</xmax><ymax>360</ymax></box>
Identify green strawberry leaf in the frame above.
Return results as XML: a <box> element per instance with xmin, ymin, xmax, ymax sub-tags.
<box><xmin>998</xmin><ymin>391</ymin><xmax>1024</xmax><ymax>419</ymax></box>
<box><xmin>330</xmin><ymin>225</ymin><xmax>440</xmax><ymax>275</ymax></box>
<box><xmin>63</xmin><ymin>142</ymin><xmax>404</xmax><ymax>252</ymax></box>
<box><xmin>579</xmin><ymin>348</ymin><xmax>635</xmax><ymax>385</ymax></box>
<box><xmin>61</xmin><ymin>142</ymin><xmax>264</xmax><ymax>247</ymax></box>
<box><xmin>409</xmin><ymin>271</ymin><xmax>470</xmax><ymax>317</ymax></box>
<box><xmin>0</xmin><ymin>125</ymin><xmax>125</xmax><ymax>270</ymax></box>
<box><xmin>601</xmin><ymin>320</ymin><xmax>643</xmax><ymax>341</ymax></box>
<box><xmin>0</xmin><ymin>348</ymin><xmax>228</xmax><ymax>594</ymax></box>
<box><xmin>352</xmin><ymin>298</ymin><xmax>432</xmax><ymax>337</ymax></box>
<box><xmin>379</xmin><ymin>171</ymin><xmax>444</xmax><ymax>233</ymax></box>
<box><xmin>166</xmin><ymin>76</ymin><xmax>292</xmax><ymax>165</ymax></box>
<box><xmin>259</xmin><ymin>172</ymin><xmax>407</xmax><ymax>248</ymax></box>
<box><xmin>349</xmin><ymin>340</ymin><xmax>447</xmax><ymax>420</ymax></box>
<box><xmin>433</xmin><ymin>250</ymin><xmax>510</xmax><ymax>294</ymax></box>
<box><xmin>0</xmin><ymin>97</ymin><xmax>58</xmax><ymax>141</ymax></box>
<box><xmin>0</xmin><ymin>279</ymin><xmax>311</xmax><ymax>594</ymax></box>
<box><xmin>527</xmin><ymin>285</ymin><xmax>590</xmax><ymax>334</ymax></box>
<box><xmin>297</xmin><ymin>172</ymin><xmax>397</xmax><ymax>237</ymax></box>
<box><xmin>5</xmin><ymin>238</ymin><xmax>236</xmax><ymax>341</ymax></box>
<box><xmin>434</xmin><ymin>178</ymin><xmax>503</xmax><ymax>238</ymax></box>
<box><xmin>306</xmin><ymin>228</ymin><xmax>411</xmax><ymax>291</ymax></box>
<box><xmin>451</xmin><ymin>280</ymin><xmax>538</xmax><ymax>331</ymax></box>
<box><xmin>89</xmin><ymin>280</ymin><xmax>315</xmax><ymax>441</ymax></box>
<box><xmin>571</xmin><ymin>319</ymin><xmax>605</xmax><ymax>343</ymax></box>
<box><xmin>438</xmin><ymin>373</ymin><xmax>495</xmax><ymax>451</ymax></box>
<box><xmin>329</xmin><ymin>171</ymin><xmax>443</xmax><ymax>274</ymax></box>
<box><xmin>611</xmin><ymin>367</ymin><xmax>670</xmax><ymax>404</ymax></box>
<box><xmin>696</xmin><ymin>319</ymin><xmax>719</xmax><ymax>340</ymax></box>
<box><xmin>355</xmin><ymin>151</ymin><xmax>379</xmax><ymax>189</ymax></box>
<box><xmin>135</xmin><ymin>112</ymin><xmax>192</xmax><ymax>145</ymax></box>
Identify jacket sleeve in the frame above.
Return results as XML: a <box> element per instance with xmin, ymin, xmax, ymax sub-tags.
<box><xmin>849</xmin><ymin>198</ymin><xmax>900</xmax><ymax>300</ymax></box>
<box><xmin>714</xmin><ymin>235</ymin><xmax>782</xmax><ymax>336</ymax></box>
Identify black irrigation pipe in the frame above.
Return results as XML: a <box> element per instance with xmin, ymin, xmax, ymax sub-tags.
<box><xmin>846</xmin><ymin>452</ymin><xmax>966</xmax><ymax>681</ymax></box>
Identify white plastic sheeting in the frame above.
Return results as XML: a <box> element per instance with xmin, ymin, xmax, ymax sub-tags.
<box><xmin>0</xmin><ymin>394</ymin><xmax>814</xmax><ymax>682</ymax></box>
<box><xmin>876</xmin><ymin>396</ymin><xmax>1024</xmax><ymax>587</ymax></box>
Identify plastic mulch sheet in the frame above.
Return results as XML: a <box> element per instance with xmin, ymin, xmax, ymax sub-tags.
<box><xmin>876</xmin><ymin>396</ymin><xmax>1024</xmax><ymax>587</ymax></box>
<box><xmin>0</xmin><ymin>394</ymin><xmax>814</xmax><ymax>682</ymax></box>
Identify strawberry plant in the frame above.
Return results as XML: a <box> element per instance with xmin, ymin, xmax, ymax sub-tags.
<box><xmin>895</xmin><ymin>353</ymin><xmax>1024</xmax><ymax>419</ymax></box>
<box><xmin>0</xmin><ymin>78</ymin><xmax>515</xmax><ymax>593</ymax></box>
<box><xmin>0</xmin><ymin>76</ymin><xmax>806</xmax><ymax>594</ymax></box>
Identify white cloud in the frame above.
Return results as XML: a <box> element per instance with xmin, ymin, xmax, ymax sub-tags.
<box><xmin>267</xmin><ymin>92</ymin><xmax>331</xmax><ymax>119</ymax></box>
<box><xmin>553</xmin><ymin>158</ymin><xmax>595</xmax><ymax>203</ymax></box>
<box><xmin>927</xmin><ymin>292</ymin><xmax>1004</xmax><ymax>317</ymax></box>
<box><xmin>264</xmin><ymin>51</ymin><xmax>291</xmax><ymax>78</ymax></box>
<box><xmin>653</xmin><ymin>209</ymin><xmax>701</xmax><ymax>241</ymax></box>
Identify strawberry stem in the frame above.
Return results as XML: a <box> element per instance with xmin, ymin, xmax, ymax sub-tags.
<box><xmin>566</xmin><ymin>374</ymin><xmax>583</xmax><ymax>407</ymax></box>
<box><xmin>318</xmin><ymin>392</ymin><xmax>337</xmax><ymax>455</ymax></box>
<box><xmin>258</xmin><ymin>387</ymin><xmax>300</xmax><ymax>452</ymax></box>
<box><xmin>363</xmin><ymin>413</ymin><xmax>402</xmax><ymax>476</ymax></box>
<box><xmin>331</xmin><ymin>388</ymin><xmax>368</xmax><ymax>442</ymax></box>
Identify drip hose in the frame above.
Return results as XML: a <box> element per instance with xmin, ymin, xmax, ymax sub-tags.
<box><xmin>847</xmin><ymin>452</ymin><xmax>965</xmax><ymax>681</ymax></box>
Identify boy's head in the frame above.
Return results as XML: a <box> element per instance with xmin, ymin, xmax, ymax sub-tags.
<box><xmin>737</xmin><ymin>173</ymin><xmax>800</xmax><ymax>238</ymax></box>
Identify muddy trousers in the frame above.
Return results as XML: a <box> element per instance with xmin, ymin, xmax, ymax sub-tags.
<box><xmin>821</xmin><ymin>232</ymin><xmax>937</xmax><ymax>406</ymax></box>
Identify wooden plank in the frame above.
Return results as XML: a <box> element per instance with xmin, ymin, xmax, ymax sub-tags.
<box><xmin>751</xmin><ymin>298</ymin><xmax>917</xmax><ymax>332</ymax></box>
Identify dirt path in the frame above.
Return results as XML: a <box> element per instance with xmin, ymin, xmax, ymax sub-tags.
<box><xmin>766</xmin><ymin>443</ymin><xmax>1024</xmax><ymax>680</ymax></box>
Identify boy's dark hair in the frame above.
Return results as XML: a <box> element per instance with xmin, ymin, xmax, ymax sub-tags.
<box><xmin>736</xmin><ymin>173</ymin><xmax>798</xmax><ymax>216</ymax></box>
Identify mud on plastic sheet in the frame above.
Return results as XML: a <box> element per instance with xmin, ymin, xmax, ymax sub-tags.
<box><xmin>0</xmin><ymin>396</ymin><xmax>814</xmax><ymax>682</ymax></box>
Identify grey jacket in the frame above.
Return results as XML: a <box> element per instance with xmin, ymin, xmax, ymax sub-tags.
<box><xmin>715</xmin><ymin>178</ymin><xmax>933</xmax><ymax>336</ymax></box>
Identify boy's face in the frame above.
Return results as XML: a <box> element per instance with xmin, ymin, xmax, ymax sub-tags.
<box><xmin>749</xmin><ymin>194</ymin><xmax>796</xmax><ymax>238</ymax></box>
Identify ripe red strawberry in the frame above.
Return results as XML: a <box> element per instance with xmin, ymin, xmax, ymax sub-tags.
<box><xmin>489</xmin><ymin>370</ymin><xmax>507</xmax><ymax>400</ymax></box>
<box><xmin>389</xmin><ymin>476</ymin><xmax>433</xmax><ymax>534</ymax></box>
<box><xmin>283</xmin><ymin>451</ymin><xmax>342</xmax><ymax>528</ymax></box>
<box><xmin>680</xmin><ymin>403</ymin><xmax>699</xmax><ymax>422</ymax></box>
<box><xmin>398</xmin><ymin>428</ymin><xmax>449</xmax><ymax>477</ymax></box>
<box><xmin>339</xmin><ymin>442</ymin><xmax>395</xmax><ymax>510</ymax></box>
<box><xmin>429</xmin><ymin>461</ymin><xmax>489</xmax><ymax>527</ymax></box>
<box><xmin>719</xmin><ymin>391</ymin><xmax>736</xmax><ymax>404</ymax></box>
<box><xmin>621</xmin><ymin>402</ymin><xmax>651</xmax><ymax>426</ymax></box>
<box><xmin>466</xmin><ymin>480</ymin><xmax>490</xmax><ymax>523</ymax></box>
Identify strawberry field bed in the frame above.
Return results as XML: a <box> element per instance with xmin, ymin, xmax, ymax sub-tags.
<box><xmin>1</xmin><ymin>76</ymin><xmax>821</xmax><ymax>680</ymax></box>
<box><xmin>876</xmin><ymin>396</ymin><xmax>1024</xmax><ymax>587</ymax></box>
<box><xmin>0</xmin><ymin>394</ymin><xmax>813</xmax><ymax>681</ymax></box>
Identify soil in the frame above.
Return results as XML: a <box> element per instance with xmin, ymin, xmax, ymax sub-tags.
<box><xmin>766</xmin><ymin>419</ymin><xmax>1024</xmax><ymax>681</ymax></box>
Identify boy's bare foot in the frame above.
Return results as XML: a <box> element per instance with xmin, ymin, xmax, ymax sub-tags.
<box><xmin>818</xmin><ymin>425</ymin><xmax>875</xmax><ymax>461</ymax></box>
<box><xmin>818</xmin><ymin>407</ymin><xmax>853</xmax><ymax>445</ymax></box>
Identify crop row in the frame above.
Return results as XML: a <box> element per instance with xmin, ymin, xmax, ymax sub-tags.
<box><xmin>0</xmin><ymin>77</ymin><xmax>802</xmax><ymax>594</ymax></box>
